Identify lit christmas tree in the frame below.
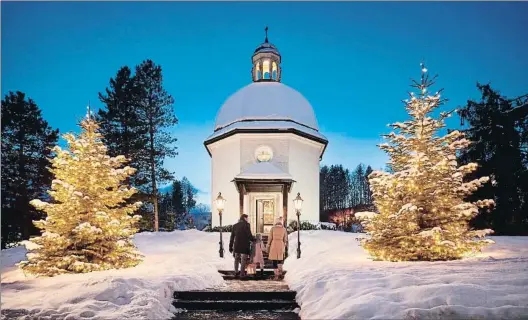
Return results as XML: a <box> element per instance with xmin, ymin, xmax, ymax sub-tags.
<box><xmin>361</xmin><ymin>65</ymin><xmax>495</xmax><ymax>261</ymax></box>
<box><xmin>19</xmin><ymin>109</ymin><xmax>143</xmax><ymax>276</ymax></box>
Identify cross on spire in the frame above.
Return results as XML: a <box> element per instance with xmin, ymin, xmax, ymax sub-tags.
<box><xmin>264</xmin><ymin>26</ymin><xmax>269</xmax><ymax>43</ymax></box>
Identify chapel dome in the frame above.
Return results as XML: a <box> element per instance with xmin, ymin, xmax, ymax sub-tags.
<box><xmin>214</xmin><ymin>81</ymin><xmax>319</xmax><ymax>131</ymax></box>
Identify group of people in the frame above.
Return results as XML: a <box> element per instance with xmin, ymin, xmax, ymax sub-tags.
<box><xmin>229</xmin><ymin>214</ymin><xmax>288</xmax><ymax>280</ymax></box>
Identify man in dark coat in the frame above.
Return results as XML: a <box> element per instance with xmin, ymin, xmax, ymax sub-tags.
<box><xmin>229</xmin><ymin>214</ymin><xmax>255</xmax><ymax>277</ymax></box>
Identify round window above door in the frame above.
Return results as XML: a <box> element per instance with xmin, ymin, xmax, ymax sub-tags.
<box><xmin>255</xmin><ymin>145</ymin><xmax>273</xmax><ymax>162</ymax></box>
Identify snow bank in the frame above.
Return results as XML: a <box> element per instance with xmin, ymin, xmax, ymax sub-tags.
<box><xmin>4</xmin><ymin>230</ymin><xmax>527</xmax><ymax>320</ymax></box>
<box><xmin>284</xmin><ymin>231</ymin><xmax>528</xmax><ymax>320</ymax></box>
<box><xmin>1</xmin><ymin>230</ymin><xmax>233</xmax><ymax>320</ymax></box>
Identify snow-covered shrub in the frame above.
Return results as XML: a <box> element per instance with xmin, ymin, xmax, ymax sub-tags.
<box><xmin>288</xmin><ymin>221</ymin><xmax>319</xmax><ymax>233</ymax></box>
<box><xmin>204</xmin><ymin>224</ymin><xmax>233</xmax><ymax>233</ymax></box>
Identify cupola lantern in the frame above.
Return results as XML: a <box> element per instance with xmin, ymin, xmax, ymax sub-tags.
<box><xmin>251</xmin><ymin>26</ymin><xmax>282</xmax><ymax>82</ymax></box>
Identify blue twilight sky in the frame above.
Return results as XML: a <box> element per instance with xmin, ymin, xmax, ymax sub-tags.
<box><xmin>2</xmin><ymin>2</ymin><xmax>527</xmax><ymax>205</ymax></box>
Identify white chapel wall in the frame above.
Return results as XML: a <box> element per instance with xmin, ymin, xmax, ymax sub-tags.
<box><xmin>288</xmin><ymin>135</ymin><xmax>321</xmax><ymax>225</ymax></box>
<box><xmin>240</xmin><ymin>134</ymin><xmax>289</xmax><ymax>173</ymax></box>
<box><xmin>210</xmin><ymin>132</ymin><xmax>323</xmax><ymax>227</ymax></box>
<box><xmin>210</xmin><ymin>136</ymin><xmax>241</xmax><ymax>227</ymax></box>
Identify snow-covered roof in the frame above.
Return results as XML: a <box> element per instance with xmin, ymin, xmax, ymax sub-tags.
<box><xmin>205</xmin><ymin>119</ymin><xmax>328</xmax><ymax>144</ymax></box>
<box><xmin>235</xmin><ymin>161</ymin><xmax>293</xmax><ymax>180</ymax></box>
<box><xmin>214</xmin><ymin>82</ymin><xmax>319</xmax><ymax>131</ymax></box>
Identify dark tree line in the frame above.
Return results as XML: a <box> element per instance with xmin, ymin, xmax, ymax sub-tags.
<box><xmin>320</xmin><ymin>163</ymin><xmax>374</xmax><ymax>220</ymax></box>
<box><xmin>1</xmin><ymin>92</ymin><xmax>59</xmax><ymax>248</ymax></box>
<box><xmin>97</xmin><ymin>59</ymin><xmax>178</xmax><ymax>232</ymax></box>
<box><xmin>157</xmin><ymin>177</ymin><xmax>198</xmax><ymax>231</ymax></box>
<box><xmin>1</xmin><ymin>59</ymin><xmax>178</xmax><ymax>248</ymax></box>
<box><xmin>458</xmin><ymin>84</ymin><xmax>528</xmax><ymax>235</ymax></box>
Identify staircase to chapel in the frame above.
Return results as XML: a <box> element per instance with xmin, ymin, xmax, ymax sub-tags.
<box><xmin>172</xmin><ymin>235</ymin><xmax>298</xmax><ymax>319</ymax></box>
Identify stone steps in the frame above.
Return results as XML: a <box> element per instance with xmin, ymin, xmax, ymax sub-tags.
<box><xmin>174</xmin><ymin>291</ymin><xmax>297</xmax><ymax>301</ymax></box>
<box><xmin>219</xmin><ymin>270</ymin><xmax>286</xmax><ymax>281</ymax></box>
<box><xmin>172</xmin><ymin>310</ymin><xmax>300</xmax><ymax>320</ymax></box>
<box><xmin>173</xmin><ymin>269</ymin><xmax>299</xmax><ymax>320</ymax></box>
<box><xmin>173</xmin><ymin>300</ymin><xmax>298</xmax><ymax>311</ymax></box>
<box><xmin>218</xmin><ymin>270</ymin><xmax>286</xmax><ymax>276</ymax></box>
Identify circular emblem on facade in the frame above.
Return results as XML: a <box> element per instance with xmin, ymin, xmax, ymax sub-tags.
<box><xmin>255</xmin><ymin>145</ymin><xmax>273</xmax><ymax>162</ymax></box>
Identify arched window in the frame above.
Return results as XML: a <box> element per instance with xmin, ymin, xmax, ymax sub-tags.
<box><xmin>254</xmin><ymin>62</ymin><xmax>261</xmax><ymax>81</ymax></box>
<box><xmin>263</xmin><ymin>60</ymin><xmax>270</xmax><ymax>79</ymax></box>
<box><xmin>257</xmin><ymin>70</ymin><xmax>262</xmax><ymax>80</ymax></box>
<box><xmin>271</xmin><ymin>61</ymin><xmax>278</xmax><ymax>80</ymax></box>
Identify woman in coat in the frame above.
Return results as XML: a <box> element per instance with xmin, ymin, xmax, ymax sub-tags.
<box><xmin>267</xmin><ymin>218</ymin><xmax>288</xmax><ymax>280</ymax></box>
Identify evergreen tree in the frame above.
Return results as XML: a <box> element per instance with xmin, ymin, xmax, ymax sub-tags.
<box><xmin>156</xmin><ymin>178</ymin><xmax>198</xmax><ymax>230</ymax></box>
<box><xmin>458</xmin><ymin>85</ymin><xmax>528</xmax><ymax>234</ymax></box>
<box><xmin>319</xmin><ymin>165</ymin><xmax>329</xmax><ymax>212</ymax></box>
<box><xmin>353</xmin><ymin>164</ymin><xmax>365</xmax><ymax>205</ymax></box>
<box><xmin>158</xmin><ymin>192</ymin><xmax>173</xmax><ymax>231</ymax></box>
<box><xmin>319</xmin><ymin>165</ymin><xmax>330</xmax><ymax>220</ymax></box>
<box><xmin>1</xmin><ymin>92</ymin><xmax>59</xmax><ymax>247</ymax></box>
<box><xmin>364</xmin><ymin>165</ymin><xmax>374</xmax><ymax>204</ymax></box>
<box><xmin>361</xmin><ymin>65</ymin><xmax>494</xmax><ymax>261</ymax></box>
<box><xmin>171</xmin><ymin>180</ymin><xmax>186</xmax><ymax>220</ymax></box>
<box><xmin>319</xmin><ymin>163</ymin><xmax>376</xmax><ymax>222</ymax></box>
<box><xmin>19</xmin><ymin>114</ymin><xmax>142</xmax><ymax>276</ymax></box>
<box><xmin>97</xmin><ymin>66</ymin><xmax>148</xmax><ymax>188</ymax></box>
<box><xmin>181</xmin><ymin>177</ymin><xmax>197</xmax><ymax>213</ymax></box>
<box><xmin>134</xmin><ymin>60</ymin><xmax>178</xmax><ymax>232</ymax></box>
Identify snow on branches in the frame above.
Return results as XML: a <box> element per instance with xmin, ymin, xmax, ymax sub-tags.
<box><xmin>19</xmin><ymin>117</ymin><xmax>143</xmax><ymax>276</ymax></box>
<box><xmin>361</xmin><ymin>65</ymin><xmax>495</xmax><ymax>262</ymax></box>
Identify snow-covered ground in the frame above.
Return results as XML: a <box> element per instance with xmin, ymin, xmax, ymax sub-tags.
<box><xmin>284</xmin><ymin>231</ymin><xmax>528</xmax><ymax>320</ymax></box>
<box><xmin>2</xmin><ymin>230</ymin><xmax>528</xmax><ymax>320</ymax></box>
<box><xmin>1</xmin><ymin>230</ymin><xmax>234</xmax><ymax>320</ymax></box>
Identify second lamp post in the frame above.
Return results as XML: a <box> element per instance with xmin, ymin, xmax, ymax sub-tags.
<box><xmin>215</xmin><ymin>192</ymin><xmax>226</xmax><ymax>258</ymax></box>
<box><xmin>293</xmin><ymin>192</ymin><xmax>304</xmax><ymax>259</ymax></box>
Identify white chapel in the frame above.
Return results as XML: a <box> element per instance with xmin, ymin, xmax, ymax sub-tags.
<box><xmin>204</xmin><ymin>30</ymin><xmax>328</xmax><ymax>234</ymax></box>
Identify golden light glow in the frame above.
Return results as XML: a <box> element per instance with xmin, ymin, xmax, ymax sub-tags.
<box><xmin>263</xmin><ymin>60</ymin><xmax>270</xmax><ymax>79</ymax></box>
<box><xmin>18</xmin><ymin>117</ymin><xmax>143</xmax><ymax>277</ymax></box>
<box><xmin>360</xmin><ymin>67</ymin><xmax>494</xmax><ymax>262</ymax></box>
<box><xmin>254</xmin><ymin>62</ymin><xmax>260</xmax><ymax>80</ymax></box>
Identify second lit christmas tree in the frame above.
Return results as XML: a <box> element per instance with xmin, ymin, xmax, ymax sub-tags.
<box><xmin>361</xmin><ymin>65</ymin><xmax>495</xmax><ymax>261</ymax></box>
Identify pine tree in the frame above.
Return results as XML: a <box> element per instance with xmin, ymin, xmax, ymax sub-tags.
<box><xmin>97</xmin><ymin>66</ymin><xmax>148</xmax><ymax>189</ymax></box>
<box><xmin>319</xmin><ymin>165</ymin><xmax>330</xmax><ymax>221</ymax></box>
<box><xmin>171</xmin><ymin>180</ymin><xmax>186</xmax><ymax>223</ymax></box>
<box><xmin>458</xmin><ymin>85</ymin><xmax>528</xmax><ymax>235</ymax></box>
<box><xmin>19</xmin><ymin>113</ymin><xmax>143</xmax><ymax>276</ymax></box>
<box><xmin>353</xmin><ymin>164</ymin><xmax>365</xmax><ymax>205</ymax></box>
<box><xmin>158</xmin><ymin>193</ymin><xmax>170</xmax><ymax>231</ymax></box>
<box><xmin>361</xmin><ymin>65</ymin><xmax>495</xmax><ymax>261</ymax></box>
<box><xmin>1</xmin><ymin>92</ymin><xmax>59</xmax><ymax>247</ymax></box>
<box><xmin>181</xmin><ymin>177</ymin><xmax>197</xmax><ymax>213</ymax></box>
<box><xmin>134</xmin><ymin>60</ymin><xmax>178</xmax><ymax>232</ymax></box>
<box><xmin>364</xmin><ymin>165</ymin><xmax>374</xmax><ymax>204</ymax></box>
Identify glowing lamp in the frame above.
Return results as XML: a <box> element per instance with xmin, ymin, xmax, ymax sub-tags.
<box><xmin>215</xmin><ymin>192</ymin><xmax>226</xmax><ymax>214</ymax></box>
<box><xmin>293</xmin><ymin>192</ymin><xmax>304</xmax><ymax>213</ymax></box>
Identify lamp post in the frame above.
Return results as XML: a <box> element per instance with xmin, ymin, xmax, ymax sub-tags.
<box><xmin>293</xmin><ymin>192</ymin><xmax>304</xmax><ymax>259</ymax></box>
<box><xmin>215</xmin><ymin>192</ymin><xmax>226</xmax><ymax>258</ymax></box>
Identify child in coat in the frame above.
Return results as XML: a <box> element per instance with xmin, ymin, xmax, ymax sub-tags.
<box><xmin>251</xmin><ymin>234</ymin><xmax>266</xmax><ymax>277</ymax></box>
